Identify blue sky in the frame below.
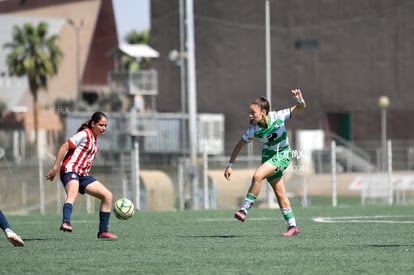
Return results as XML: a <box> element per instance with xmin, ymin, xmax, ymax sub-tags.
<box><xmin>112</xmin><ymin>0</ymin><xmax>150</xmax><ymax>43</ymax></box>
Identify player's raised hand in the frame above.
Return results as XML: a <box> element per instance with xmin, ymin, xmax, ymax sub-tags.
<box><xmin>291</xmin><ymin>89</ymin><xmax>303</xmax><ymax>100</ymax></box>
<box><xmin>290</xmin><ymin>89</ymin><xmax>306</xmax><ymax>113</ymax></box>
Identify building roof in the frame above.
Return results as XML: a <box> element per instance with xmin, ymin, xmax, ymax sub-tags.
<box><xmin>112</xmin><ymin>44</ymin><xmax>160</xmax><ymax>58</ymax></box>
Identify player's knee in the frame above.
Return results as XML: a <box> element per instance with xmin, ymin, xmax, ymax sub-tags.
<box><xmin>97</xmin><ymin>188</ymin><xmax>113</xmax><ymax>202</ymax></box>
<box><xmin>105</xmin><ymin>191</ymin><xmax>113</xmax><ymax>202</ymax></box>
<box><xmin>66</xmin><ymin>191</ymin><xmax>78</xmax><ymax>201</ymax></box>
<box><xmin>252</xmin><ymin>174</ymin><xmax>264</xmax><ymax>185</ymax></box>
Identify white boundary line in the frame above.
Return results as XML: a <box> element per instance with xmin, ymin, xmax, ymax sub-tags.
<box><xmin>312</xmin><ymin>216</ymin><xmax>414</xmax><ymax>224</ymax></box>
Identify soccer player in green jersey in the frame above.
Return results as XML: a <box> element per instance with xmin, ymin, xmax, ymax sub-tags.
<box><xmin>224</xmin><ymin>89</ymin><xmax>306</xmax><ymax>236</ymax></box>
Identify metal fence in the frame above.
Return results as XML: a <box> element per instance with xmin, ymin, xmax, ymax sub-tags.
<box><xmin>2</xmin><ymin>120</ymin><xmax>414</xmax><ymax>214</ymax></box>
<box><xmin>64</xmin><ymin>112</ymin><xmax>225</xmax><ymax>157</ymax></box>
<box><xmin>108</xmin><ymin>70</ymin><xmax>158</xmax><ymax>96</ymax></box>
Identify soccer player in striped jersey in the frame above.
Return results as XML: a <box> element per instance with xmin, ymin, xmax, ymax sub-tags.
<box><xmin>47</xmin><ymin>112</ymin><xmax>117</xmax><ymax>239</ymax></box>
<box><xmin>224</xmin><ymin>89</ymin><xmax>306</xmax><ymax>236</ymax></box>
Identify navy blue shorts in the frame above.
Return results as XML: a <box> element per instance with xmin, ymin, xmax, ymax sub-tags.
<box><xmin>61</xmin><ymin>172</ymin><xmax>97</xmax><ymax>195</ymax></box>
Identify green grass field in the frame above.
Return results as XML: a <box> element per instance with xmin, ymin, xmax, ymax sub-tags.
<box><xmin>1</xmin><ymin>203</ymin><xmax>414</xmax><ymax>274</ymax></box>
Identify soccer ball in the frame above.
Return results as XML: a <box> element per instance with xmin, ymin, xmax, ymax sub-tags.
<box><xmin>113</xmin><ymin>198</ymin><xmax>135</xmax><ymax>220</ymax></box>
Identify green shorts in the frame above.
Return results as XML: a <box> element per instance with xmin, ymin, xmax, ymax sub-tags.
<box><xmin>262</xmin><ymin>148</ymin><xmax>292</xmax><ymax>182</ymax></box>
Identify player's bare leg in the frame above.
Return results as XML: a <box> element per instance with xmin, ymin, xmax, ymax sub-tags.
<box><xmin>85</xmin><ymin>181</ymin><xmax>117</xmax><ymax>239</ymax></box>
<box><xmin>60</xmin><ymin>180</ymin><xmax>79</xmax><ymax>232</ymax></box>
<box><xmin>235</xmin><ymin>162</ymin><xmax>275</xmax><ymax>222</ymax></box>
<box><xmin>270</xmin><ymin>178</ymin><xmax>300</xmax><ymax>236</ymax></box>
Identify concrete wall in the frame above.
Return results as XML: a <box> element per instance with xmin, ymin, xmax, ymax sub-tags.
<box><xmin>140</xmin><ymin>170</ymin><xmax>175</xmax><ymax>211</ymax></box>
<box><xmin>208</xmin><ymin>169</ymin><xmax>391</xmax><ymax>209</ymax></box>
<box><xmin>151</xmin><ymin>0</ymin><xmax>414</xmax><ymax>154</ymax></box>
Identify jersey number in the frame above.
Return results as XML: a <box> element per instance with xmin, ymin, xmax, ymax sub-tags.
<box><xmin>267</xmin><ymin>133</ymin><xmax>278</xmax><ymax>142</ymax></box>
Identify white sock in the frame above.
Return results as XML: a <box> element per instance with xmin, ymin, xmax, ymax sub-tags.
<box><xmin>281</xmin><ymin>208</ymin><xmax>297</xmax><ymax>227</ymax></box>
<box><xmin>241</xmin><ymin>193</ymin><xmax>257</xmax><ymax>212</ymax></box>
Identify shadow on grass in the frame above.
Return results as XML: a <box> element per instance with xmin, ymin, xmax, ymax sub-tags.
<box><xmin>180</xmin><ymin>235</ymin><xmax>241</xmax><ymax>239</ymax></box>
<box><xmin>22</xmin><ymin>238</ymin><xmax>63</xmax><ymax>241</ymax></box>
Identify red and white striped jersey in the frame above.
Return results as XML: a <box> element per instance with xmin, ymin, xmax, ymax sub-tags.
<box><xmin>60</xmin><ymin>128</ymin><xmax>98</xmax><ymax>176</ymax></box>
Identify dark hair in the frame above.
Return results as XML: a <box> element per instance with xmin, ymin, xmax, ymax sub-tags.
<box><xmin>252</xmin><ymin>96</ymin><xmax>270</xmax><ymax>114</ymax></box>
<box><xmin>77</xmin><ymin>111</ymin><xmax>107</xmax><ymax>132</ymax></box>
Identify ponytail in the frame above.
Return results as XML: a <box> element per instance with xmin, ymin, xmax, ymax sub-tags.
<box><xmin>77</xmin><ymin>120</ymin><xmax>90</xmax><ymax>132</ymax></box>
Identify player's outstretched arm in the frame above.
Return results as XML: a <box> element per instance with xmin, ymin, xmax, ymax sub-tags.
<box><xmin>290</xmin><ymin>89</ymin><xmax>306</xmax><ymax>115</ymax></box>
<box><xmin>224</xmin><ymin>139</ymin><xmax>246</xmax><ymax>181</ymax></box>
<box><xmin>46</xmin><ymin>142</ymin><xmax>70</xmax><ymax>181</ymax></box>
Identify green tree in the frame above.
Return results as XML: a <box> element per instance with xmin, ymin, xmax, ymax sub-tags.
<box><xmin>122</xmin><ymin>30</ymin><xmax>150</xmax><ymax>71</ymax></box>
<box><xmin>125</xmin><ymin>29</ymin><xmax>149</xmax><ymax>44</ymax></box>
<box><xmin>3</xmin><ymin>21</ymin><xmax>63</xmax><ymax>145</ymax></box>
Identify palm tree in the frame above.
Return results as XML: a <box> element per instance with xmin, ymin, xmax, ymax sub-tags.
<box><xmin>122</xmin><ymin>30</ymin><xmax>150</xmax><ymax>71</ymax></box>
<box><xmin>3</xmin><ymin>21</ymin><xmax>63</xmax><ymax>145</ymax></box>
<box><xmin>125</xmin><ymin>29</ymin><xmax>149</xmax><ymax>44</ymax></box>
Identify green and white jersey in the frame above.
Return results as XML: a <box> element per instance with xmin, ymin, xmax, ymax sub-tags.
<box><xmin>241</xmin><ymin>108</ymin><xmax>291</xmax><ymax>151</ymax></box>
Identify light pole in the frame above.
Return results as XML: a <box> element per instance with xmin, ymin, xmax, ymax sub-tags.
<box><xmin>378</xmin><ymin>95</ymin><xmax>390</xmax><ymax>171</ymax></box>
<box><xmin>265</xmin><ymin>0</ymin><xmax>273</xmax><ymax>208</ymax></box>
<box><xmin>185</xmin><ymin>0</ymin><xmax>199</xmax><ymax>209</ymax></box>
<box><xmin>265</xmin><ymin>0</ymin><xmax>271</xmax><ymax>105</ymax></box>
<box><xmin>67</xmin><ymin>19</ymin><xmax>83</xmax><ymax>111</ymax></box>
